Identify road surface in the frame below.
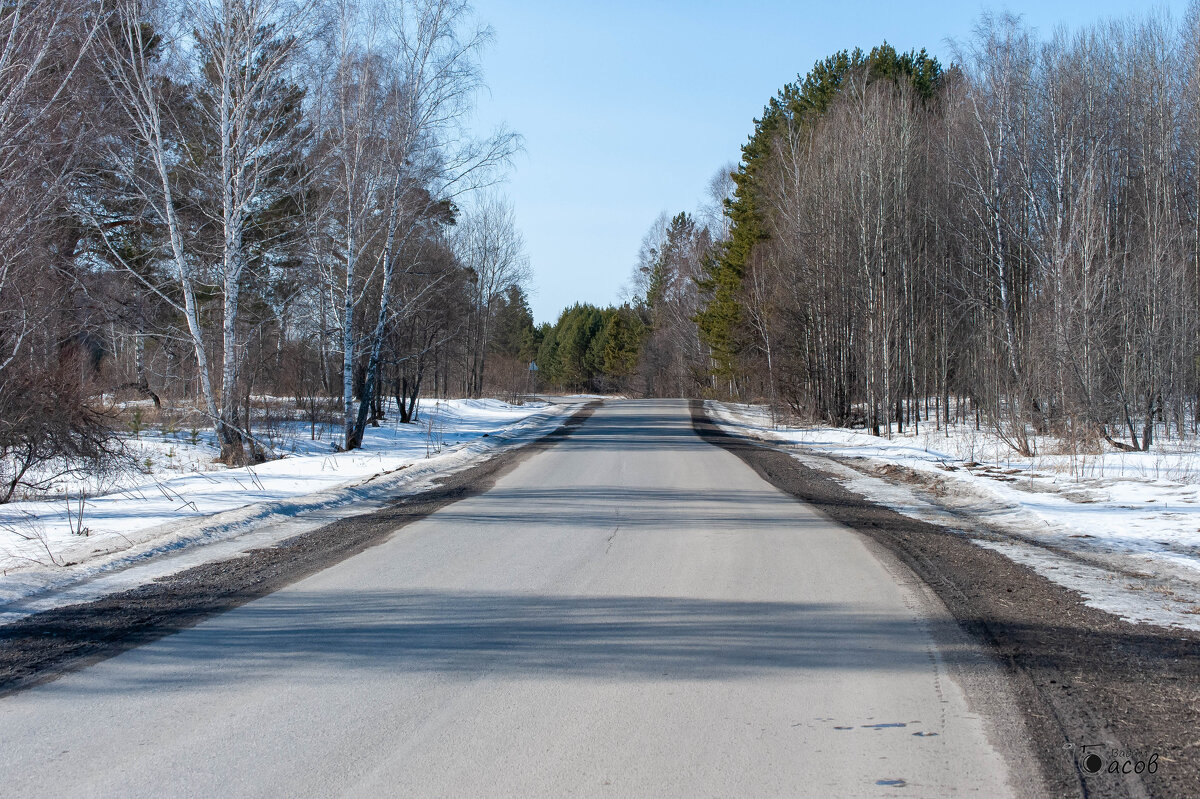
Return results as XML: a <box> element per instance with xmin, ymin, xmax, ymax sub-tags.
<box><xmin>0</xmin><ymin>400</ymin><xmax>1021</xmax><ymax>797</ymax></box>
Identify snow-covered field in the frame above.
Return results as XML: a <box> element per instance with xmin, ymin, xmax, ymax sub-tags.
<box><xmin>708</xmin><ymin>401</ymin><xmax>1200</xmax><ymax>631</ymax></box>
<box><xmin>0</xmin><ymin>398</ymin><xmax>577</xmax><ymax>622</ymax></box>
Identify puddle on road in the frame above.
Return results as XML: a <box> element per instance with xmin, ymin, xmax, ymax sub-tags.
<box><xmin>862</xmin><ymin>722</ymin><xmax>908</xmax><ymax>729</ymax></box>
<box><xmin>876</xmin><ymin>778</ymin><xmax>908</xmax><ymax>787</ymax></box>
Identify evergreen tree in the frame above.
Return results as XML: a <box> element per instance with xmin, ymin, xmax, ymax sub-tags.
<box><xmin>491</xmin><ymin>285</ymin><xmax>538</xmax><ymax>363</ymax></box>
<box><xmin>600</xmin><ymin>306</ymin><xmax>645</xmax><ymax>381</ymax></box>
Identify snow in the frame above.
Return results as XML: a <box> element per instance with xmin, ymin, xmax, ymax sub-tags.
<box><xmin>0</xmin><ymin>398</ymin><xmax>578</xmax><ymax>623</ymax></box>
<box><xmin>707</xmin><ymin>401</ymin><xmax>1200</xmax><ymax>631</ymax></box>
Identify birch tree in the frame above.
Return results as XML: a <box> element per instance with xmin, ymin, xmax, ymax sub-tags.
<box><xmin>192</xmin><ymin>0</ymin><xmax>312</xmax><ymax>462</ymax></box>
<box><xmin>95</xmin><ymin>0</ymin><xmax>310</xmax><ymax>464</ymax></box>
<box><xmin>339</xmin><ymin>0</ymin><xmax>517</xmax><ymax>450</ymax></box>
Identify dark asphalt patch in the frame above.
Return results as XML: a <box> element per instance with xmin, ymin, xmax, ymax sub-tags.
<box><xmin>0</xmin><ymin>402</ymin><xmax>600</xmax><ymax>698</ymax></box>
<box><xmin>691</xmin><ymin>399</ymin><xmax>1200</xmax><ymax>799</ymax></box>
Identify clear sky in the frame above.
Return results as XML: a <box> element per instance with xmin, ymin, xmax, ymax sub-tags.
<box><xmin>468</xmin><ymin>0</ymin><xmax>1190</xmax><ymax>324</ymax></box>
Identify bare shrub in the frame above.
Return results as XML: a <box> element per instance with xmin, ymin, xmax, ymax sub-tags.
<box><xmin>0</xmin><ymin>366</ymin><xmax>124</xmax><ymax>502</ymax></box>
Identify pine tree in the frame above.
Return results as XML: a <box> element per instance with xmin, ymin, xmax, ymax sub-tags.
<box><xmin>491</xmin><ymin>285</ymin><xmax>538</xmax><ymax>363</ymax></box>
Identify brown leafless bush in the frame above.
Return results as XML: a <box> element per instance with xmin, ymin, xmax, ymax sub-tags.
<box><xmin>0</xmin><ymin>366</ymin><xmax>125</xmax><ymax>502</ymax></box>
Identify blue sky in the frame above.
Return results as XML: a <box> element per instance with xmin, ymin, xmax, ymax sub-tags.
<box><xmin>468</xmin><ymin>1</ymin><xmax>1190</xmax><ymax>323</ymax></box>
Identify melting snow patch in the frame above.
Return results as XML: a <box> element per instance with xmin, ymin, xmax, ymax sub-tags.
<box><xmin>971</xmin><ymin>539</ymin><xmax>1200</xmax><ymax>630</ymax></box>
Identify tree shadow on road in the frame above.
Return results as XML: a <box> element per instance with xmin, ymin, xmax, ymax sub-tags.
<box><xmin>38</xmin><ymin>589</ymin><xmax>974</xmax><ymax>692</ymax></box>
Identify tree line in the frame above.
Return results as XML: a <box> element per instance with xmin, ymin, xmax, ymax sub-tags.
<box><xmin>526</xmin><ymin>210</ymin><xmax>715</xmax><ymax>396</ymax></box>
<box><xmin>619</xmin><ymin>7</ymin><xmax>1200</xmax><ymax>455</ymax></box>
<box><xmin>6</xmin><ymin>1</ymin><xmax>1200</xmax><ymax>503</ymax></box>
<box><xmin>0</xmin><ymin>0</ymin><xmax>542</xmax><ymax>501</ymax></box>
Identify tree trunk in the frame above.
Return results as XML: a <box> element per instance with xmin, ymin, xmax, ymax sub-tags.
<box><xmin>349</xmin><ymin>173</ymin><xmax>403</xmax><ymax>450</ymax></box>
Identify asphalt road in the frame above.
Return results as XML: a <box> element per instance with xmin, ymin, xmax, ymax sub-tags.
<box><xmin>0</xmin><ymin>400</ymin><xmax>1023</xmax><ymax>797</ymax></box>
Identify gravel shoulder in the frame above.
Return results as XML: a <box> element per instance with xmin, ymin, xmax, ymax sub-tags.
<box><xmin>692</xmin><ymin>399</ymin><xmax>1200</xmax><ymax>799</ymax></box>
<box><xmin>0</xmin><ymin>402</ymin><xmax>599</xmax><ymax>698</ymax></box>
